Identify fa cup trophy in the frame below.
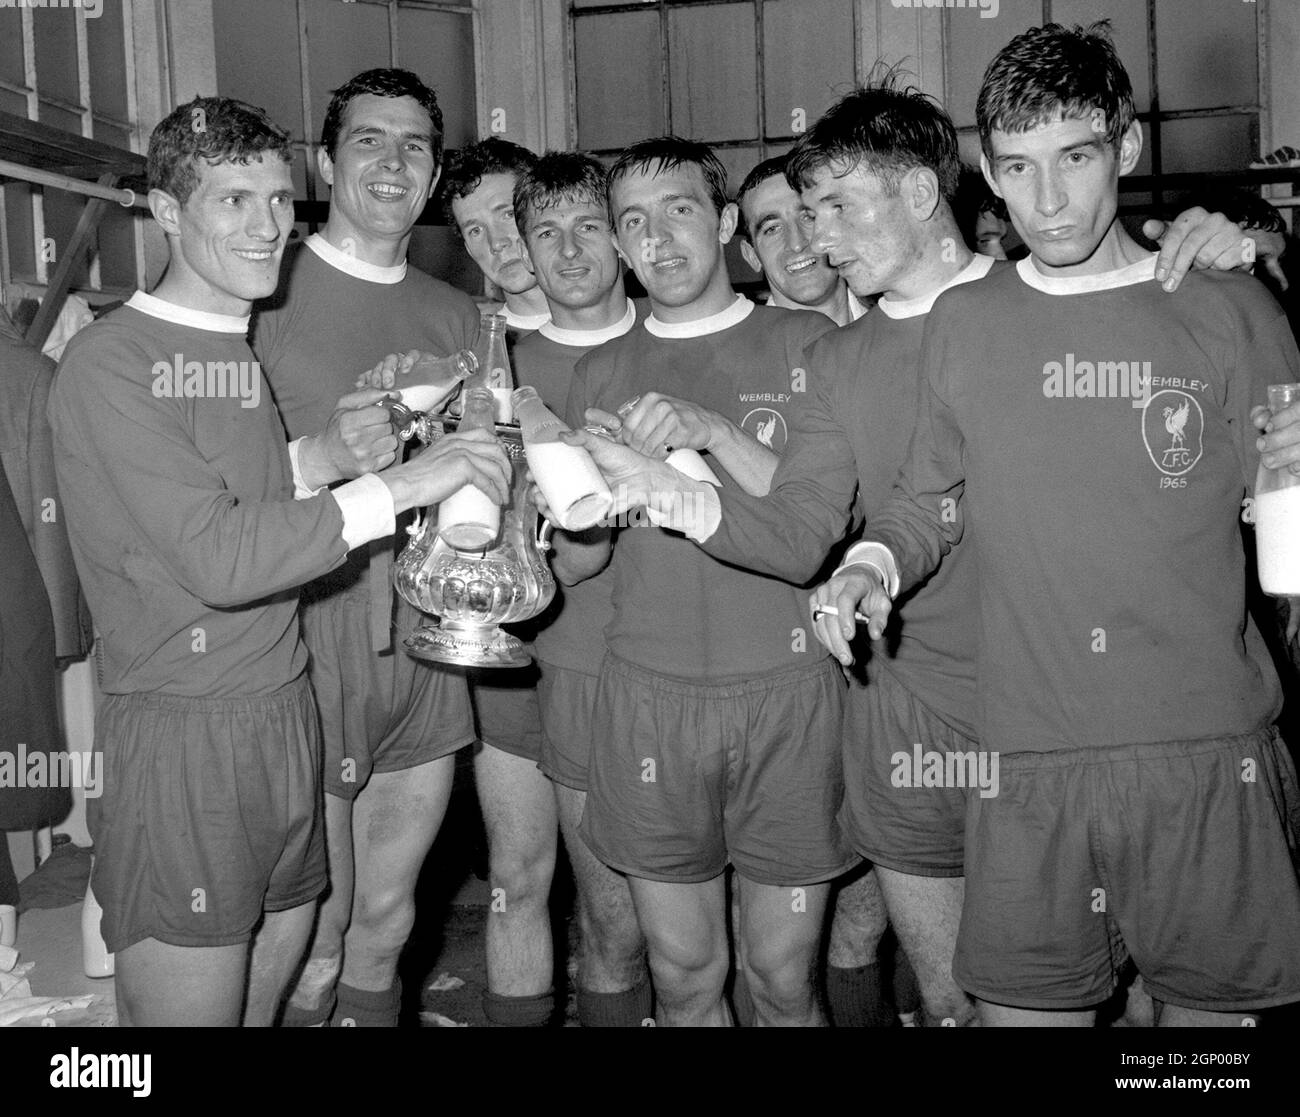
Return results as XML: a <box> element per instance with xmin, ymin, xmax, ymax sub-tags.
<box><xmin>389</xmin><ymin>314</ymin><xmax>608</xmax><ymax>668</ymax></box>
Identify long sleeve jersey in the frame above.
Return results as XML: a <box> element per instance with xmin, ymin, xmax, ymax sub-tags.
<box><xmin>864</xmin><ymin>256</ymin><xmax>1291</xmax><ymax>751</ymax></box>
<box><xmin>565</xmin><ymin>295</ymin><xmax>834</xmax><ymax>679</ymax></box>
<box><xmin>702</xmin><ymin>255</ymin><xmax>1001</xmax><ymax>737</ymax></box>
<box><xmin>513</xmin><ymin>300</ymin><xmax>641</xmax><ymax>677</ymax></box>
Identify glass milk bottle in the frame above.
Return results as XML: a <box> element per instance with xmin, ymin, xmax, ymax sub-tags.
<box><xmin>82</xmin><ymin>870</ymin><xmax>115</xmax><ymax>977</ymax></box>
<box><xmin>398</xmin><ymin>349</ymin><xmax>476</xmax><ymax>413</ymax></box>
<box><xmin>438</xmin><ymin>386</ymin><xmax>503</xmax><ymax>551</ymax></box>
<box><xmin>1255</xmin><ymin>382</ymin><xmax>1300</xmax><ymax>595</ymax></box>
<box><xmin>476</xmin><ymin>313</ymin><xmax>515</xmax><ymax>421</ymax></box>
<box><xmin>512</xmin><ymin>386</ymin><xmax>613</xmax><ymax>530</ymax></box>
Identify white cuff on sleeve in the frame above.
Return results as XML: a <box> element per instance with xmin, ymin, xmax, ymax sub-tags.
<box><xmin>834</xmin><ymin>541</ymin><xmax>900</xmax><ymax>599</ymax></box>
<box><xmin>645</xmin><ymin>480</ymin><xmax>721</xmax><ymax>542</ymax></box>
<box><xmin>331</xmin><ymin>473</ymin><xmax>396</xmax><ymax>551</ymax></box>
<box><xmin>288</xmin><ymin>438</ymin><xmax>325</xmax><ymax>500</ymax></box>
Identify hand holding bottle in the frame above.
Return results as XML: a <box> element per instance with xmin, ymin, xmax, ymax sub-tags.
<box><xmin>355</xmin><ymin>348</ymin><xmax>477</xmax><ymax>413</ymax></box>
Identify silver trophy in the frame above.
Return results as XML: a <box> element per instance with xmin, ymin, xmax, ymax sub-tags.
<box><xmin>388</xmin><ymin>400</ymin><xmax>555</xmax><ymax>668</ymax></box>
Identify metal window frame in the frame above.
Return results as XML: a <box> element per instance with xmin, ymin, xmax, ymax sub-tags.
<box><xmin>1</xmin><ymin>0</ymin><xmax>143</xmax><ymax>300</ymax></box>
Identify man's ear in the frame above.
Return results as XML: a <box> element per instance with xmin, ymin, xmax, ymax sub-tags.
<box><xmin>906</xmin><ymin>166</ymin><xmax>942</xmax><ymax>222</ymax></box>
<box><xmin>520</xmin><ymin>239</ymin><xmax>536</xmax><ymax>277</ymax></box>
<box><xmin>739</xmin><ymin>238</ymin><xmax>762</xmax><ymax>274</ymax></box>
<box><xmin>979</xmin><ymin>152</ymin><xmax>1005</xmax><ymax>200</ymax></box>
<box><xmin>148</xmin><ymin>188</ymin><xmax>183</xmax><ymax>237</ymax></box>
<box><xmin>718</xmin><ymin>201</ymin><xmax>739</xmax><ymax>246</ymax></box>
<box><xmin>317</xmin><ymin>145</ymin><xmax>335</xmax><ymax>190</ymax></box>
<box><xmin>610</xmin><ymin>229</ymin><xmax>633</xmax><ymax>267</ymax></box>
<box><xmin>1116</xmin><ymin>119</ymin><xmax>1143</xmax><ymax>177</ymax></box>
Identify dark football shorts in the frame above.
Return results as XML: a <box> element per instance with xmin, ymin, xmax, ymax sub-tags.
<box><xmin>840</xmin><ymin>662</ymin><xmax>971</xmax><ymax>877</ymax></box>
<box><xmin>304</xmin><ymin>592</ymin><xmax>475</xmax><ymax>800</ymax></box>
<box><xmin>954</xmin><ymin>726</ymin><xmax>1300</xmax><ymax>1013</ymax></box>
<box><xmin>88</xmin><ymin>675</ymin><xmax>326</xmax><ymax>954</ymax></box>
<box><xmin>581</xmin><ymin>653</ymin><xmax>858</xmax><ymax>887</ymax></box>
<box><xmin>469</xmin><ymin>657</ymin><xmax>544</xmax><ymax>763</ymax></box>
<box><xmin>536</xmin><ymin>662</ymin><xmax>598</xmax><ymax>791</ymax></box>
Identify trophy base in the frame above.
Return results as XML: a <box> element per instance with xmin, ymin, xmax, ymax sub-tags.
<box><xmin>403</xmin><ymin>621</ymin><xmax>532</xmax><ymax>669</ymax></box>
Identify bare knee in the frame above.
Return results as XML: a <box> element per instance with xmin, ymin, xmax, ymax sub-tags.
<box><xmin>488</xmin><ymin>838</ymin><xmax>556</xmax><ymax>916</ymax></box>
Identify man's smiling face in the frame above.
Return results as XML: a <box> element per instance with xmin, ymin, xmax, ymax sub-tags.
<box><xmin>317</xmin><ymin>92</ymin><xmax>439</xmax><ymax>248</ymax></box>
<box><xmin>740</xmin><ymin>172</ymin><xmax>840</xmax><ymax>308</ymax></box>
<box><xmin>523</xmin><ymin>196</ymin><xmax>621</xmax><ymax>311</ymax></box>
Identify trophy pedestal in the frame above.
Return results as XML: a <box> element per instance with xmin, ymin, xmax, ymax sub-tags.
<box><xmin>404</xmin><ymin>619</ymin><xmax>532</xmax><ymax>669</ymax></box>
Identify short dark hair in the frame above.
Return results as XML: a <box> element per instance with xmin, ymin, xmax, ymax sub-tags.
<box><xmin>147</xmin><ymin>96</ymin><xmax>292</xmax><ymax>207</ymax></box>
<box><xmin>441</xmin><ymin>138</ymin><xmax>539</xmax><ymax>233</ymax></box>
<box><xmin>977</xmin><ymin>21</ymin><xmax>1136</xmax><ymax>161</ymax></box>
<box><xmin>320</xmin><ymin>68</ymin><xmax>444</xmax><ymax>164</ymax></box>
<box><xmin>512</xmin><ymin>151</ymin><xmax>610</xmax><ymax>237</ymax></box>
<box><xmin>735</xmin><ymin>155</ymin><xmax>792</xmax><ymax>240</ymax></box>
<box><xmin>786</xmin><ymin>79</ymin><xmax>961</xmax><ymax>202</ymax></box>
<box><xmin>607</xmin><ymin>136</ymin><xmax>730</xmax><ymax>219</ymax></box>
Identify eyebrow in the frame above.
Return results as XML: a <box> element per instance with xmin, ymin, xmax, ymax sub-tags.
<box><xmin>346</xmin><ymin>124</ymin><xmax>433</xmax><ymax>143</ymax></box>
<box><xmin>615</xmin><ymin>189</ymin><xmax>704</xmax><ymax>223</ymax></box>
<box><xmin>995</xmin><ymin>137</ymin><xmax>1105</xmax><ymax>164</ymax></box>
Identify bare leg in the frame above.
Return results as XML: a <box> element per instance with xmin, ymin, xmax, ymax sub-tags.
<box><xmin>115</xmin><ymin>939</ymin><xmax>246</xmax><ymax>1027</ymax></box>
<box><xmin>738</xmin><ymin>877</ymin><xmax>830</xmax><ymax>1027</ymax></box>
<box><xmin>828</xmin><ymin>867</ymin><xmax>888</xmax><ymax>967</ymax></box>
<box><xmin>245</xmin><ymin>901</ymin><xmax>316</xmax><ymax>1025</ymax></box>
<box><xmin>554</xmin><ymin>784</ymin><xmax>645</xmax><ymax>992</ymax></box>
<box><xmin>476</xmin><ymin>744</ymin><xmax>558</xmax><ymax>996</ymax></box>
<box><xmin>979</xmin><ymin>1000</ymin><xmax>1095</xmax><ymax>1026</ymax></box>
<box><xmin>877</xmin><ymin>867</ymin><xmax>975</xmax><ymax>1026</ymax></box>
<box><xmin>286</xmin><ymin>792</ymin><xmax>353</xmax><ymax>1017</ymax></box>
<box><xmin>1157</xmin><ymin>1002</ymin><xmax>1260</xmax><ymax>1027</ymax></box>
<box><xmin>628</xmin><ymin>875</ymin><xmax>730</xmax><ymax>1026</ymax></box>
<box><xmin>344</xmin><ymin>757</ymin><xmax>455</xmax><ymax>990</ymax></box>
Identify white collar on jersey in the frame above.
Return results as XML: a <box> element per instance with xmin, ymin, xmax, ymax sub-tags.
<box><xmin>875</xmin><ymin>253</ymin><xmax>998</xmax><ymax>320</ymax></box>
<box><xmin>305</xmin><ymin>232</ymin><xmax>407</xmax><ymax>284</ymax></box>
<box><xmin>539</xmin><ymin>298</ymin><xmax>636</xmax><ymax>347</ymax></box>
<box><xmin>127</xmin><ymin>291</ymin><xmax>249</xmax><ymax>333</ymax></box>
<box><xmin>847</xmin><ymin>290</ymin><xmax>870</xmax><ymax>321</ymax></box>
<box><xmin>501</xmin><ymin>304</ymin><xmax>551</xmax><ymax>332</ymax></box>
<box><xmin>1016</xmin><ymin>251</ymin><xmax>1158</xmax><ymax>296</ymax></box>
<box><xmin>645</xmin><ymin>293</ymin><xmax>754</xmax><ymax>339</ymax></box>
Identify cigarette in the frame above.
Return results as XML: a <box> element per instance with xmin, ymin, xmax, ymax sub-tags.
<box><xmin>811</xmin><ymin>604</ymin><xmax>871</xmax><ymax>623</ymax></box>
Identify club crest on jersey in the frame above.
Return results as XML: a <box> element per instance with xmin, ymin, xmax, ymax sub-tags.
<box><xmin>741</xmin><ymin>407</ymin><xmax>787</xmax><ymax>452</ymax></box>
<box><xmin>1141</xmin><ymin>389</ymin><xmax>1203</xmax><ymax>477</ymax></box>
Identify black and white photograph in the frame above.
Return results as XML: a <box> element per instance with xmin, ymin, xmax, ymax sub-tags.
<box><xmin>1</xmin><ymin>0</ymin><xmax>1298</xmax><ymax>1086</ymax></box>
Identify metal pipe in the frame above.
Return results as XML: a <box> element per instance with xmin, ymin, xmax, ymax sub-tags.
<box><xmin>0</xmin><ymin>158</ymin><xmax>140</xmax><ymax>207</ymax></box>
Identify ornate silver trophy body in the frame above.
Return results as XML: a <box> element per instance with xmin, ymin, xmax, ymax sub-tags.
<box><xmin>389</xmin><ymin>402</ymin><xmax>555</xmax><ymax>669</ymax></box>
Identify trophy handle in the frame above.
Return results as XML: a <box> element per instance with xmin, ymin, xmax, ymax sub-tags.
<box><xmin>536</xmin><ymin>517</ymin><xmax>554</xmax><ymax>552</ymax></box>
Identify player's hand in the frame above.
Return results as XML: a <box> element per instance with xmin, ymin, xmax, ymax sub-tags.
<box><xmin>1146</xmin><ymin>207</ymin><xmax>1254</xmax><ymax>292</ymax></box>
<box><xmin>383</xmin><ymin>427</ymin><xmax>510</xmax><ymax>514</ymax></box>
<box><xmin>616</xmin><ymin>392</ymin><xmax>718</xmax><ymax>458</ymax></box>
<box><xmin>1253</xmin><ymin>402</ymin><xmax>1300</xmax><ymax>476</ymax></box>
<box><xmin>356</xmin><ymin>349</ymin><xmax>421</xmax><ymax>390</ymax></box>
<box><xmin>809</xmin><ymin>564</ymin><xmax>893</xmax><ymax>667</ymax></box>
<box><xmin>560</xmin><ymin>428</ymin><xmax>679</xmax><ymax>512</ymax></box>
<box><xmin>313</xmin><ymin>388</ymin><xmax>403</xmax><ymax>479</ymax></box>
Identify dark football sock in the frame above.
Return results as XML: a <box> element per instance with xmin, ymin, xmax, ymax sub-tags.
<box><xmin>482</xmin><ymin>988</ymin><xmax>555</xmax><ymax>1027</ymax></box>
<box><xmin>576</xmin><ymin>975</ymin><xmax>653</xmax><ymax>1027</ymax></box>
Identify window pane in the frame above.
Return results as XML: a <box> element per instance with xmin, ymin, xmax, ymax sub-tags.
<box><xmin>396</xmin><ymin>7</ymin><xmax>477</xmax><ymax>149</ymax></box>
<box><xmin>1155</xmin><ymin>0</ymin><xmax>1257</xmax><ymax>111</ymax></box>
<box><xmin>213</xmin><ymin>0</ymin><xmax>305</xmax><ymax>140</ymax></box>
<box><xmin>669</xmin><ymin>4</ymin><xmax>757</xmax><ymax>142</ymax></box>
<box><xmin>32</xmin><ymin>6</ymin><xmax>80</xmax><ymax>108</ymax></box>
<box><xmin>0</xmin><ymin>10</ymin><xmax>25</xmax><ymax>90</ymax></box>
<box><xmin>933</xmin><ymin>0</ymin><xmax>1041</xmax><ymax>127</ymax></box>
<box><xmin>86</xmin><ymin>0</ymin><xmax>129</xmax><ymax>123</ymax></box>
<box><xmin>5</xmin><ymin>182</ymin><xmax>36</xmax><ymax>282</ymax></box>
<box><xmin>763</xmin><ymin>0</ymin><xmax>854</xmax><ymax>140</ymax></box>
<box><xmin>1158</xmin><ymin>114</ymin><xmax>1254</xmax><ymax>174</ymax></box>
<box><xmin>575</xmin><ymin>11</ymin><xmax>663</xmax><ymax>151</ymax></box>
<box><xmin>36</xmin><ymin>100</ymin><xmax>81</xmax><ymax>136</ymax></box>
<box><xmin>1051</xmin><ymin>0</ymin><xmax>1151</xmax><ymax>113</ymax></box>
<box><xmin>0</xmin><ymin>88</ymin><xmax>27</xmax><ymax>117</ymax></box>
<box><xmin>303</xmin><ymin>0</ymin><xmax>392</xmax><ymax>142</ymax></box>
<box><xmin>95</xmin><ymin>202</ymin><xmax>137</xmax><ymax>289</ymax></box>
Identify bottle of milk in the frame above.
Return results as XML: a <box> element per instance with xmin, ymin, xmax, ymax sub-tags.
<box><xmin>438</xmin><ymin>386</ymin><xmax>503</xmax><ymax>551</ymax></box>
<box><xmin>512</xmin><ymin>386</ymin><xmax>612</xmax><ymax>530</ymax></box>
<box><xmin>1255</xmin><ymin>382</ymin><xmax>1300</xmax><ymax>595</ymax></box>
